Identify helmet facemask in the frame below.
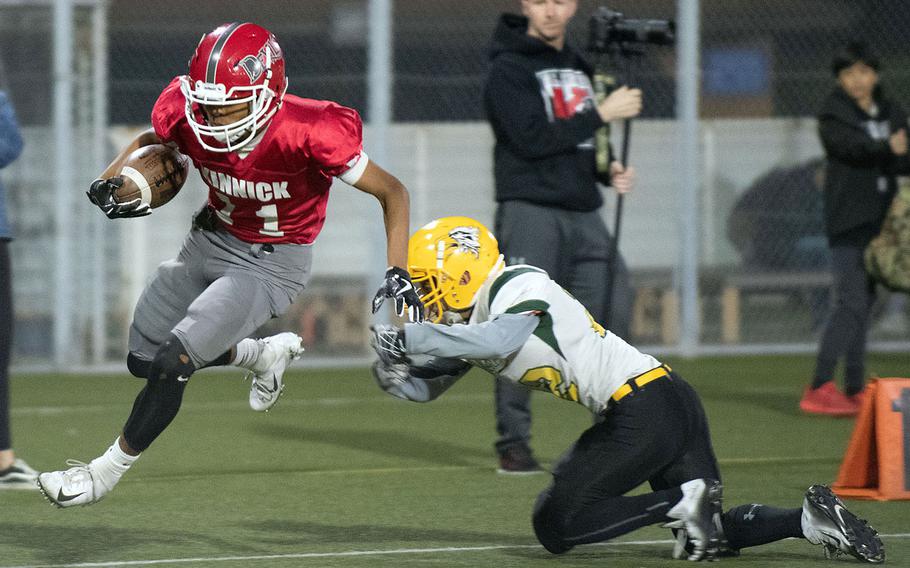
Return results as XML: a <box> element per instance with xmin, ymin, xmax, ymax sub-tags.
<box><xmin>412</xmin><ymin>271</ymin><xmax>469</xmax><ymax>324</ymax></box>
<box><xmin>180</xmin><ymin>74</ymin><xmax>278</xmax><ymax>153</ymax></box>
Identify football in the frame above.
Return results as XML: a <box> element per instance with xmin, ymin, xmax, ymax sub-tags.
<box><xmin>113</xmin><ymin>144</ymin><xmax>190</xmax><ymax>209</ymax></box>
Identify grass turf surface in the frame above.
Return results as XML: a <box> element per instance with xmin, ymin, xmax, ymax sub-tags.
<box><xmin>1</xmin><ymin>353</ymin><xmax>907</xmax><ymax>567</ymax></box>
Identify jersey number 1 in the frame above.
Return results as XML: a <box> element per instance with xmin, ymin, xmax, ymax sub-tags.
<box><xmin>215</xmin><ymin>195</ymin><xmax>284</xmax><ymax>237</ymax></box>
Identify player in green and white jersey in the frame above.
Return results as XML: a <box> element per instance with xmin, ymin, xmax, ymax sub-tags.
<box><xmin>369</xmin><ymin>216</ymin><xmax>884</xmax><ymax>563</ymax></box>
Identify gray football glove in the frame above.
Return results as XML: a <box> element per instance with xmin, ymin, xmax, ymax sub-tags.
<box><xmin>371</xmin><ymin>360</ymin><xmax>410</xmax><ymax>390</ymax></box>
<box><xmin>369</xmin><ymin>324</ymin><xmax>408</xmax><ymax>365</ymax></box>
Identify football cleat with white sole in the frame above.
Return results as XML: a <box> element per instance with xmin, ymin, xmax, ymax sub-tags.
<box><xmin>36</xmin><ymin>460</ymin><xmax>113</xmax><ymax>508</ymax></box>
<box><xmin>802</xmin><ymin>485</ymin><xmax>884</xmax><ymax>563</ymax></box>
<box><xmin>247</xmin><ymin>332</ymin><xmax>304</xmax><ymax>412</ymax></box>
<box><xmin>665</xmin><ymin>478</ymin><xmax>723</xmax><ymax>561</ymax></box>
<box><xmin>0</xmin><ymin>458</ymin><xmax>39</xmax><ymax>490</ymax></box>
<box><xmin>672</xmin><ymin>509</ymin><xmax>738</xmax><ymax>561</ymax></box>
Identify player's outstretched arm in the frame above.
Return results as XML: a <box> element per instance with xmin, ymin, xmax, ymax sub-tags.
<box><xmin>405</xmin><ymin>313</ymin><xmax>539</xmax><ymax>360</ymax></box>
<box><xmin>371</xmin><ymin>356</ymin><xmax>471</xmax><ymax>403</ymax></box>
<box><xmin>354</xmin><ymin>161</ymin><xmax>425</xmax><ymax>321</ymax></box>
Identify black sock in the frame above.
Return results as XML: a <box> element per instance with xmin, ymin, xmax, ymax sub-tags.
<box><xmin>810</xmin><ymin>376</ymin><xmax>830</xmax><ymax>390</ymax></box>
<box><xmin>721</xmin><ymin>503</ymin><xmax>803</xmax><ymax>549</ymax></box>
<box><xmin>203</xmin><ymin>350</ymin><xmax>232</xmax><ymax>369</ymax></box>
<box><xmin>122</xmin><ymin>378</ymin><xmax>187</xmax><ymax>452</ymax></box>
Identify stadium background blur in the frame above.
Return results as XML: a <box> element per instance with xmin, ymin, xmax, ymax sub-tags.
<box><xmin>1</xmin><ymin>0</ymin><xmax>909</xmax><ymax>369</ymax></box>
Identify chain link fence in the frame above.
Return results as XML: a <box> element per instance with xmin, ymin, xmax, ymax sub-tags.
<box><xmin>2</xmin><ymin>0</ymin><xmax>908</xmax><ymax>369</ymax></box>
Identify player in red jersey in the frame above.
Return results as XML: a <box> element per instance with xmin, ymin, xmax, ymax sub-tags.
<box><xmin>38</xmin><ymin>22</ymin><xmax>423</xmax><ymax>508</ymax></box>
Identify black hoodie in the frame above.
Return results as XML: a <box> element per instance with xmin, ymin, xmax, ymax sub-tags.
<box><xmin>483</xmin><ymin>13</ymin><xmax>609</xmax><ymax>212</ymax></box>
<box><xmin>818</xmin><ymin>85</ymin><xmax>910</xmax><ymax>246</ymax></box>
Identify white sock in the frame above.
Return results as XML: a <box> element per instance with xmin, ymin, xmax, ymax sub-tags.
<box><xmin>89</xmin><ymin>438</ymin><xmax>139</xmax><ymax>489</ymax></box>
<box><xmin>231</xmin><ymin>338</ymin><xmax>262</xmax><ymax>370</ymax></box>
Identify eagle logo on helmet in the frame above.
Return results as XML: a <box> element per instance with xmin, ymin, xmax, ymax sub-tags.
<box><xmin>449</xmin><ymin>227</ymin><xmax>481</xmax><ymax>258</ymax></box>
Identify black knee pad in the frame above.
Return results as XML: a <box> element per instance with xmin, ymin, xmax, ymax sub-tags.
<box><xmin>148</xmin><ymin>335</ymin><xmax>196</xmax><ymax>382</ymax></box>
<box><xmin>532</xmin><ymin>488</ymin><xmax>572</xmax><ymax>555</ymax></box>
<box><xmin>126</xmin><ymin>353</ymin><xmax>151</xmax><ymax>379</ymax></box>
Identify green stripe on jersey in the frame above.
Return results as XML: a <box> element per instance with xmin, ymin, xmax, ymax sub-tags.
<box><xmin>488</xmin><ymin>266</ymin><xmax>547</xmax><ymax>308</ymax></box>
<box><xmin>505</xmin><ymin>300</ymin><xmax>564</xmax><ymax>360</ymax></box>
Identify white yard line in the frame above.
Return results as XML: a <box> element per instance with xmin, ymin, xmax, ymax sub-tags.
<box><xmin>3</xmin><ymin>535</ymin><xmax>909</xmax><ymax>568</ymax></box>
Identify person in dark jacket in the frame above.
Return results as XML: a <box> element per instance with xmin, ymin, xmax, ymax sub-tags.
<box><xmin>0</xmin><ymin>89</ymin><xmax>38</xmax><ymax>489</ymax></box>
<box><xmin>483</xmin><ymin>0</ymin><xmax>642</xmax><ymax>473</ymax></box>
<box><xmin>800</xmin><ymin>41</ymin><xmax>910</xmax><ymax>416</ymax></box>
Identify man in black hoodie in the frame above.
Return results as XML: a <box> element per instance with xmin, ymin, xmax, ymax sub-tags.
<box><xmin>483</xmin><ymin>0</ymin><xmax>642</xmax><ymax>473</ymax></box>
<box><xmin>800</xmin><ymin>42</ymin><xmax>910</xmax><ymax>416</ymax></box>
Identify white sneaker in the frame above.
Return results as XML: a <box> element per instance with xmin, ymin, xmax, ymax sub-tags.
<box><xmin>802</xmin><ymin>485</ymin><xmax>884</xmax><ymax>563</ymax></box>
<box><xmin>665</xmin><ymin>478</ymin><xmax>723</xmax><ymax>561</ymax></box>
<box><xmin>0</xmin><ymin>458</ymin><xmax>39</xmax><ymax>490</ymax></box>
<box><xmin>36</xmin><ymin>460</ymin><xmax>114</xmax><ymax>508</ymax></box>
<box><xmin>247</xmin><ymin>332</ymin><xmax>304</xmax><ymax>412</ymax></box>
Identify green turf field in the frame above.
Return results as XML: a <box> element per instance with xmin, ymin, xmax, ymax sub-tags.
<box><xmin>2</xmin><ymin>353</ymin><xmax>908</xmax><ymax>567</ymax></box>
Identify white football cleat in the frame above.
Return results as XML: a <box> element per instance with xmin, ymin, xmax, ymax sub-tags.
<box><xmin>665</xmin><ymin>478</ymin><xmax>723</xmax><ymax>561</ymax></box>
<box><xmin>36</xmin><ymin>460</ymin><xmax>113</xmax><ymax>508</ymax></box>
<box><xmin>247</xmin><ymin>332</ymin><xmax>304</xmax><ymax>412</ymax></box>
<box><xmin>802</xmin><ymin>485</ymin><xmax>884</xmax><ymax>563</ymax></box>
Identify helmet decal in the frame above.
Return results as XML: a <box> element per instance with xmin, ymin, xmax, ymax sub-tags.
<box><xmin>449</xmin><ymin>226</ymin><xmax>481</xmax><ymax>257</ymax></box>
<box><xmin>237</xmin><ymin>37</ymin><xmax>283</xmax><ymax>83</ymax></box>
<box><xmin>237</xmin><ymin>55</ymin><xmax>264</xmax><ymax>83</ymax></box>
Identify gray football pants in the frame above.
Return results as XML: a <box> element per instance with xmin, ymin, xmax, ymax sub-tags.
<box><xmin>493</xmin><ymin>200</ymin><xmax>632</xmax><ymax>454</ymax></box>
<box><xmin>129</xmin><ymin>227</ymin><xmax>312</xmax><ymax>368</ymax></box>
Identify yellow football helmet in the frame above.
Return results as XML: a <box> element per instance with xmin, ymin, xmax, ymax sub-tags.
<box><xmin>408</xmin><ymin>216</ymin><xmax>504</xmax><ymax>323</ymax></box>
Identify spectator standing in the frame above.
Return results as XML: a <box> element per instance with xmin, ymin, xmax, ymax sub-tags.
<box><xmin>0</xmin><ymin>89</ymin><xmax>38</xmax><ymax>490</ymax></box>
<box><xmin>483</xmin><ymin>0</ymin><xmax>641</xmax><ymax>472</ymax></box>
<box><xmin>800</xmin><ymin>42</ymin><xmax>910</xmax><ymax>416</ymax></box>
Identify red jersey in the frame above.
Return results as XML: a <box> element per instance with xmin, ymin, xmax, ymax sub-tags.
<box><xmin>151</xmin><ymin>77</ymin><xmax>364</xmax><ymax>244</ymax></box>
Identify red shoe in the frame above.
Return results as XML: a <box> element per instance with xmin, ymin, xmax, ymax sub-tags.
<box><xmin>799</xmin><ymin>382</ymin><xmax>858</xmax><ymax>417</ymax></box>
<box><xmin>847</xmin><ymin>388</ymin><xmax>866</xmax><ymax>410</ymax></box>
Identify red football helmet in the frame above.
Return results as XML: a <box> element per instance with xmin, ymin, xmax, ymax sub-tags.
<box><xmin>180</xmin><ymin>22</ymin><xmax>287</xmax><ymax>152</ymax></box>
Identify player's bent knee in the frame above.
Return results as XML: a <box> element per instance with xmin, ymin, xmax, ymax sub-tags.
<box><xmin>148</xmin><ymin>335</ymin><xmax>196</xmax><ymax>382</ymax></box>
<box><xmin>532</xmin><ymin>489</ymin><xmax>572</xmax><ymax>555</ymax></box>
<box><xmin>126</xmin><ymin>352</ymin><xmax>152</xmax><ymax>379</ymax></box>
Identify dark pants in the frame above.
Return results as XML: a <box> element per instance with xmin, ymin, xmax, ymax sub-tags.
<box><xmin>493</xmin><ymin>200</ymin><xmax>632</xmax><ymax>454</ymax></box>
<box><xmin>533</xmin><ymin>373</ymin><xmax>720</xmax><ymax>553</ymax></box>
<box><xmin>0</xmin><ymin>241</ymin><xmax>12</xmax><ymax>451</ymax></box>
<box><xmin>814</xmin><ymin>245</ymin><xmax>876</xmax><ymax>393</ymax></box>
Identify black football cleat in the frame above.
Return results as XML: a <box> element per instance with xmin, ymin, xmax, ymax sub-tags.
<box><xmin>801</xmin><ymin>485</ymin><xmax>884</xmax><ymax>563</ymax></box>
